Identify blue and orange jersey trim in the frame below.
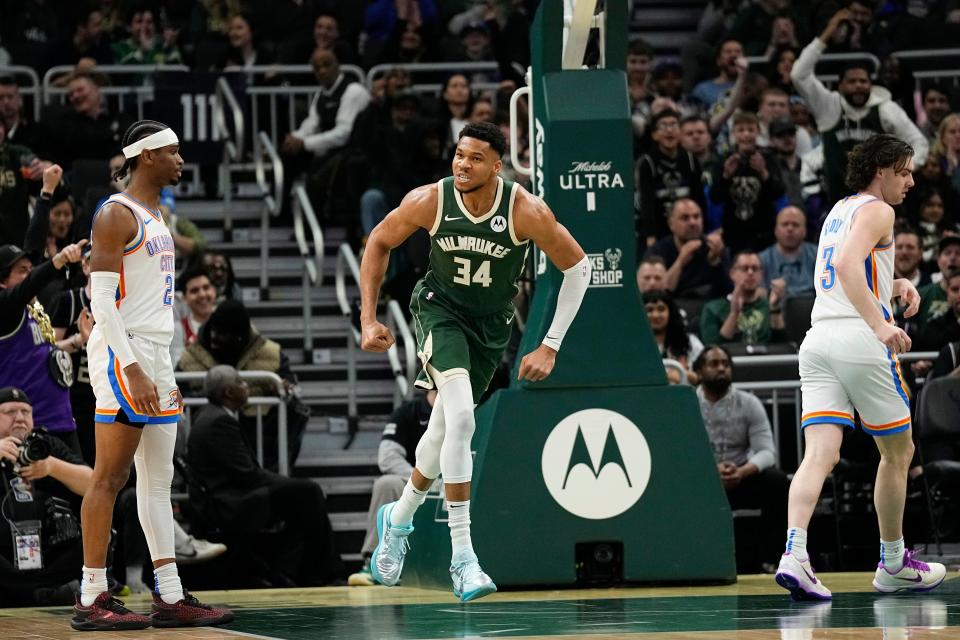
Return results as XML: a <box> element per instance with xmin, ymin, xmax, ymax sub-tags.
<box><xmin>116</xmin><ymin>192</ymin><xmax>163</xmax><ymax>222</ymax></box>
<box><xmin>861</xmin><ymin>416</ymin><xmax>911</xmax><ymax>435</ymax></box>
<box><xmin>801</xmin><ymin>411</ymin><xmax>855</xmax><ymax>429</ymax></box>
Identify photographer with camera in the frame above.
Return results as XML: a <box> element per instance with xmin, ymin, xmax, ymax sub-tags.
<box><xmin>0</xmin><ymin>387</ymin><xmax>93</xmax><ymax>606</ymax></box>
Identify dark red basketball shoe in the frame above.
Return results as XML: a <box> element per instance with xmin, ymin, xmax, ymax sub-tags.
<box><xmin>71</xmin><ymin>592</ymin><xmax>152</xmax><ymax>631</ymax></box>
<box><xmin>151</xmin><ymin>590</ymin><xmax>235</xmax><ymax>627</ymax></box>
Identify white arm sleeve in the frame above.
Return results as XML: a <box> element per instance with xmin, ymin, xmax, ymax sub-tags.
<box><xmin>542</xmin><ymin>255</ymin><xmax>591</xmax><ymax>351</ymax></box>
<box><xmin>90</xmin><ymin>271</ymin><xmax>137</xmax><ymax>368</ymax></box>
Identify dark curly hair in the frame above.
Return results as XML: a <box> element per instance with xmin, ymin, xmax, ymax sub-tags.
<box><xmin>111</xmin><ymin>119</ymin><xmax>171</xmax><ymax>182</ymax></box>
<box><xmin>845</xmin><ymin>134</ymin><xmax>914</xmax><ymax>192</ymax></box>
<box><xmin>458</xmin><ymin>121</ymin><xmax>506</xmax><ymax>157</ymax></box>
<box><xmin>643</xmin><ymin>290</ymin><xmax>691</xmax><ymax>360</ymax></box>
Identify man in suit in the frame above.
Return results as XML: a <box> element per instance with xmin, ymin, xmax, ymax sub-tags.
<box><xmin>186</xmin><ymin>365</ymin><xmax>342</xmax><ymax>586</ymax></box>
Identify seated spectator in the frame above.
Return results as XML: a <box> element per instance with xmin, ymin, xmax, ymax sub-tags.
<box><xmin>730</xmin><ymin>1</ymin><xmax>806</xmax><ymax>57</ymax></box>
<box><xmin>711</xmin><ymin>111</ymin><xmax>785</xmax><ymax>253</ymax></box>
<box><xmin>701</xmin><ymin>250</ymin><xmax>785</xmax><ymax>345</ymax></box>
<box><xmin>933</xmin><ymin>114</ymin><xmax>960</xmax><ymax>198</ymax></box>
<box><xmin>757</xmin><ymin>88</ymin><xmax>812</xmax><ymax>156</ymax></box>
<box><xmin>203</xmin><ymin>251</ymin><xmax>241</xmax><ymax>301</ymax></box>
<box><xmin>221</xmin><ymin>13</ymin><xmax>271</xmax><ymax>69</ymax></box>
<box><xmin>767</xmin><ymin>117</ymin><xmax>804</xmax><ymax>207</ymax></box>
<box><xmin>636</xmin><ymin>109</ymin><xmax>707</xmax><ymax>247</ymax></box>
<box><xmin>651</xmin><ymin>59</ymin><xmax>701</xmax><ymax>121</ymax></box>
<box><xmin>692</xmin><ymin>39</ymin><xmax>744</xmax><ymax>113</ymax></box>
<box><xmin>646</xmin><ymin>198</ymin><xmax>731</xmax><ymax>299</ymax></box>
<box><xmin>681</xmin><ymin>116</ymin><xmax>719</xmax><ymax>188</ymax></box>
<box><xmin>280</xmin><ymin>48</ymin><xmax>371</xmax><ymax>221</ymax></box>
<box><xmin>42</xmin><ymin>72</ymin><xmax>133</xmax><ymax>170</ymax></box>
<box><xmin>186</xmin><ymin>366</ymin><xmax>342</xmax><ymax>586</ymax></box>
<box><xmin>626</xmin><ymin>39</ymin><xmax>654</xmax><ymax>138</ymax></box>
<box><xmin>0</xmin><ymin>242</ymin><xmax>85</xmax><ymax>453</ymax></box>
<box><xmin>426</xmin><ymin>73</ymin><xmax>473</xmax><ymax>159</ymax></box>
<box><xmin>23</xmin><ymin>165</ymin><xmax>84</xmax><ymax>310</ymax></box>
<box><xmin>917</xmin><ymin>236</ymin><xmax>960</xmax><ymax>332</ymax></box>
<box><xmin>177</xmin><ymin>300</ymin><xmax>307</xmax><ymax>472</ymax></box>
<box><xmin>919</xmin><ymin>85</ymin><xmax>953</xmax><ymax>146</ymax></box>
<box><xmin>0</xmin><ymin>76</ymin><xmax>50</xmax><ymax>159</ymax></box>
<box><xmin>758</xmin><ymin>206</ymin><xmax>818</xmax><ymax>299</ymax></box>
<box><xmin>348</xmin><ymin>389</ymin><xmax>436</xmax><ymax>586</ymax></box>
<box><xmin>766</xmin><ymin>45</ymin><xmax>800</xmax><ymax>97</ymax></box>
<box><xmin>907</xmin><ymin>185</ymin><xmax>959</xmax><ymax>270</ymax></box>
<box><xmin>449</xmin><ymin>20</ymin><xmax>496</xmax><ymax>68</ymax></box>
<box><xmin>0</xmin><ymin>387</ymin><xmax>91</xmax><ymax>605</ymax></box>
<box><xmin>693</xmin><ymin>346</ymin><xmax>789</xmax><ymax>573</ymax></box>
<box><xmin>644</xmin><ymin>290</ymin><xmax>704</xmax><ymax>383</ymax></box>
<box><xmin>363</xmin><ymin>0</ymin><xmax>443</xmax><ymax>67</ymax></box>
<box><xmin>892</xmin><ymin>226</ymin><xmax>931</xmax><ymax>336</ymax></box>
<box><xmin>309</xmin><ymin>13</ymin><xmax>359</xmax><ymax>66</ymax></box>
<box><xmin>0</xmin><ymin>118</ymin><xmax>43</xmax><ymax>248</ymax></box>
<box><xmin>52</xmin><ymin>6</ymin><xmax>114</xmax><ymax>66</ymax></box>
<box><xmin>637</xmin><ymin>255</ymin><xmax>668</xmax><ymax>294</ymax></box>
<box><xmin>917</xmin><ymin>269</ymin><xmax>960</xmax><ymax>353</ymax></box>
<box><xmin>172</xmin><ymin>267</ymin><xmax>217</xmax><ymax>367</ymax></box>
<box><xmin>468</xmin><ymin>97</ymin><xmax>495</xmax><ymax>124</ymax></box>
<box><xmin>111</xmin><ymin>6</ymin><xmax>183</xmax><ymax>65</ymax></box>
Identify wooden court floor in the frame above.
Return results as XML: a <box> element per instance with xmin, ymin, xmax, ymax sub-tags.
<box><xmin>2</xmin><ymin>572</ymin><xmax>960</xmax><ymax>639</ymax></box>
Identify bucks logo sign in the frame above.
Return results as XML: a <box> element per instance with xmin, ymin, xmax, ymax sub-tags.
<box><xmin>541</xmin><ymin>409</ymin><xmax>651</xmax><ymax>520</ymax></box>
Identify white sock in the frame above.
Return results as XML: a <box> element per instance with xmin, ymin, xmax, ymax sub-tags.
<box><xmin>785</xmin><ymin>527</ymin><xmax>808</xmax><ymax>561</ymax></box>
<box><xmin>154</xmin><ymin>563</ymin><xmax>184</xmax><ymax>604</ymax></box>
<box><xmin>390</xmin><ymin>480</ymin><xmax>428</xmax><ymax>527</ymax></box>
<box><xmin>881</xmin><ymin>538</ymin><xmax>905</xmax><ymax>572</ymax></box>
<box><xmin>80</xmin><ymin>566</ymin><xmax>108</xmax><ymax>607</ymax></box>
<box><xmin>447</xmin><ymin>500</ymin><xmax>473</xmax><ymax>558</ymax></box>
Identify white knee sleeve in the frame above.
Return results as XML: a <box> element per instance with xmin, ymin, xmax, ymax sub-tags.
<box><xmin>438</xmin><ymin>376</ymin><xmax>476</xmax><ymax>484</ymax></box>
<box><xmin>134</xmin><ymin>422</ymin><xmax>177</xmax><ymax>561</ymax></box>
<box><xmin>414</xmin><ymin>392</ymin><xmax>445</xmax><ymax>480</ymax></box>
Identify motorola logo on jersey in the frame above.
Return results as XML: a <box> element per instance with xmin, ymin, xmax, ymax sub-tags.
<box><xmin>541</xmin><ymin>409</ymin><xmax>651</xmax><ymax>520</ymax></box>
<box><xmin>490</xmin><ymin>215</ymin><xmax>507</xmax><ymax>233</ymax></box>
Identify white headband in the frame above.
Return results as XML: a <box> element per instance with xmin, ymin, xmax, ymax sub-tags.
<box><xmin>122</xmin><ymin>128</ymin><xmax>179</xmax><ymax>159</ymax></box>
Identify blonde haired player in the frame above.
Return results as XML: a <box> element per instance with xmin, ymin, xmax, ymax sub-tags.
<box><xmin>776</xmin><ymin>134</ymin><xmax>946</xmax><ymax>600</ymax></box>
<box><xmin>73</xmin><ymin>120</ymin><xmax>232</xmax><ymax>630</ymax></box>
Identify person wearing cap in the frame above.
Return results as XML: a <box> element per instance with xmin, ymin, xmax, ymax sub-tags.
<box><xmin>0</xmin><ymin>386</ymin><xmax>94</xmax><ymax>606</ymax></box>
<box><xmin>0</xmin><ymin>236</ymin><xmax>86</xmax><ymax>451</ymax></box>
<box><xmin>456</xmin><ymin>20</ymin><xmax>493</xmax><ymax>63</ymax></box>
<box><xmin>767</xmin><ymin>116</ymin><xmax>804</xmax><ymax>207</ymax></box>
<box><xmin>915</xmin><ymin>236</ymin><xmax>960</xmax><ymax>332</ymax></box>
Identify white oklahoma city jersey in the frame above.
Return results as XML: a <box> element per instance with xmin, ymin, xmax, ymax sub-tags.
<box><xmin>811</xmin><ymin>193</ymin><xmax>894</xmax><ymax>325</ymax></box>
<box><xmin>96</xmin><ymin>192</ymin><xmax>176</xmax><ymax>345</ymax></box>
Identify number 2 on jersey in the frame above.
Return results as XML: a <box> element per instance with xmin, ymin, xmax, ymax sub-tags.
<box><xmin>452</xmin><ymin>257</ymin><xmax>492</xmax><ymax>287</ymax></box>
<box><xmin>163</xmin><ymin>274</ymin><xmax>174</xmax><ymax>306</ymax></box>
<box><xmin>819</xmin><ymin>245</ymin><xmax>836</xmax><ymax>291</ymax></box>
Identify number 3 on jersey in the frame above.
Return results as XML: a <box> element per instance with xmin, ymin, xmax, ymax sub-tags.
<box><xmin>819</xmin><ymin>245</ymin><xmax>836</xmax><ymax>291</ymax></box>
<box><xmin>452</xmin><ymin>257</ymin><xmax>492</xmax><ymax>287</ymax></box>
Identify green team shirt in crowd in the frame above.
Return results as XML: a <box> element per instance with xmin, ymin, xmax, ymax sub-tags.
<box><xmin>0</xmin><ymin>142</ymin><xmax>33</xmax><ymax>247</ymax></box>
<box><xmin>422</xmin><ymin>175</ymin><xmax>529</xmax><ymax>316</ymax></box>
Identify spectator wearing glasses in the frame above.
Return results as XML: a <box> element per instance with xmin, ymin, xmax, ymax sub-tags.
<box><xmin>701</xmin><ymin>250</ymin><xmax>785</xmax><ymax>345</ymax></box>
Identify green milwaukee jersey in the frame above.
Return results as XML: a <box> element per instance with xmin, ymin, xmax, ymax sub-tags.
<box><xmin>422</xmin><ymin>176</ymin><xmax>529</xmax><ymax>316</ymax></box>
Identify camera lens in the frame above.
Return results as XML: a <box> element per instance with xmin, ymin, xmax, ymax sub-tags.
<box><xmin>18</xmin><ymin>434</ymin><xmax>51</xmax><ymax>466</ymax></box>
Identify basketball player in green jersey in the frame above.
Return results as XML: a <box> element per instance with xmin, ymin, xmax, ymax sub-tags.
<box><xmin>360</xmin><ymin>122</ymin><xmax>591</xmax><ymax>601</ymax></box>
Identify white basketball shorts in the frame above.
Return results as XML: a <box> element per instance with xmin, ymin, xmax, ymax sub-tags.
<box><xmin>88</xmin><ymin>326</ymin><xmax>181</xmax><ymax>426</ymax></box>
<box><xmin>799</xmin><ymin>319</ymin><xmax>911</xmax><ymax>436</ymax></box>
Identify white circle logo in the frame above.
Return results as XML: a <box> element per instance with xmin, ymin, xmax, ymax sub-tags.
<box><xmin>491</xmin><ymin>215</ymin><xmax>507</xmax><ymax>232</ymax></box>
<box><xmin>541</xmin><ymin>409</ymin><xmax>651</xmax><ymax>520</ymax></box>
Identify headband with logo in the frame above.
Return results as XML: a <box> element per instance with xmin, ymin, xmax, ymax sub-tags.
<box><xmin>122</xmin><ymin>128</ymin><xmax>179</xmax><ymax>159</ymax></box>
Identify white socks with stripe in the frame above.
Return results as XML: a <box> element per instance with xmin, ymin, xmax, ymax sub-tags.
<box><xmin>448</xmin><ymin>500</ymin><xmax>473</xmax><ymax>558</ymax></box>
<box><xmin>881</xmin><ymin>538</ymin><xmax>905</xmax><ymax>572</ymax></box>
<box><xmin>390</xmin><ymin>480</ymin><xmax>427</xmax><ymax>528</ymax></box>
<box><xmin>154</xmin><ymin>563</ymin><xmax>184</xmax><ymax>604</ymax></box>
<box><xmin>785</xmin><ymin>527</ymin><xmax>808</xmax><ymax>561</ymax></box>
<box><xmin>80</xmin><ymin>566</ymin><xmax>108</xmax><ymax>607</ymax></box>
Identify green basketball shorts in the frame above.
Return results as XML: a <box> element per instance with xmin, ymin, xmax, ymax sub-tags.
<box><xmin>410</xmin><ymin>280</ymin><xmax>514</xmax><ymax>401</ymax></box>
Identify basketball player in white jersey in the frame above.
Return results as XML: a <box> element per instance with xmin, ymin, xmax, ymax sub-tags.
<box><xmin>73</xmin><ymin>121</ymin><xmax>232</xmax><ymax>631</ymax></box>
<box><xmin>775</xmin><ymin>134</ymin><xmax>946</xmax><ymax>600</ymax></box>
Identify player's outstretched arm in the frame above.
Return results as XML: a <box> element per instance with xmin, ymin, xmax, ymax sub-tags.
<box><xmin>512</xmin><ymin>192</ymin><xmax>591</xmax><ymax>382</ymax></box>
<box><xmin>89</xmin><ymin>204</ymin><xmax>160</xmax><ymax>416</ymax></box>
<box><xmin>359</xmin><ymin>185</ymin><xmax>438</xmax><ymax>352</ymax></box>
<box><xmin>835</xmin><ymin>201</ymin><xmax>911</xmax><ymax>354</ymax></box>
